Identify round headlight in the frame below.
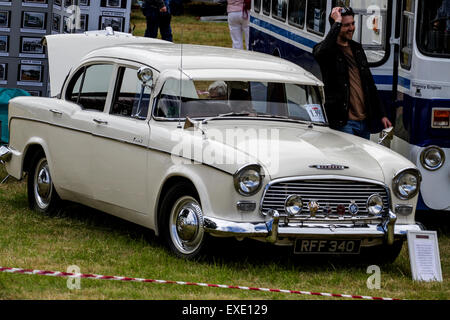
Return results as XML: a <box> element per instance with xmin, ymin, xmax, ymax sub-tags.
<box><xmin>233</xmin><ymin>164</ymin><xmax>264</xmax><ymax>196</ymax></box>
<box><xmin>367</xmin><ymin>194</ymin><xmax>384</xmax><ymax>215</ymax></box>
<box><xmin>392</xmin><ymin>169</ymin><xmax>421</xmax><ymax>200</ymax></box>
<box><xmin>285</xmin><ymin>195</ymin><xmax>303</xmax><ymax>216</ymax></box>
<box><xmin>420</xmin><ymin>146</ymin><xmax>445</xmax><ymax>171</ymax></box>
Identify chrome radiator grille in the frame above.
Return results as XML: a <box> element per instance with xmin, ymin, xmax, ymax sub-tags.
<box><xmin>261</xmin><ymin>178</ymin><xmax>390</xmax><ymax>217</ymax></box>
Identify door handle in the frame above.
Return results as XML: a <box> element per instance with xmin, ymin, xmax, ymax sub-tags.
<box><xmin>49</xmin><ymin>109</ymin><xmax>63</xmax><ymax>115</ymax></box>
<box><xmin>93</xmin><ymin>118</ymin><xmax>108</xmax><ymax>125</ymax></box>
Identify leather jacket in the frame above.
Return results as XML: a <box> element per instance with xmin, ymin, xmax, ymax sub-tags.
<box><xmin>313</xmin><ymin>22</ymin><xmax>387</xmax><ymax>133</ymax></box>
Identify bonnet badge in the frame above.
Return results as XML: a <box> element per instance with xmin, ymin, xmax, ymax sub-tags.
<box><xmin>309</xmin><ymin>164</ymin><xmax>349</xmax><ymax>170</ymax></box>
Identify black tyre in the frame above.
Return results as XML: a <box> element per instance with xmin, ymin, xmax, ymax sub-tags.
<box><xmin>27</xmin><ymin>151</ymin><xmax>60</xmax><ymax>214</ymax></box>
<box><xmin>362</xmin><ymin>240</ymin><xmax>404</xmax><ymax>265</ymax></box>
<box><xmin>159</xmin><ymin>182</ymin><xmax>205</xmax><ymax>259</ymax></box>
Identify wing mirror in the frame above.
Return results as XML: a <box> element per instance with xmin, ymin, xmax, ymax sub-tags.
<box><xmin>133</xmin><ymin>67</ymin><xmax>154</xmax><ymax>119</ymax></box>
<box><xmin>137</xmin><ymin>67</ymin><xmax>153</xmax><ymax>87</ymax></box>
<box><xmin>378</xmin><ymin>126</ymin><xmax>394</xmax><ymax>148</ymax></box>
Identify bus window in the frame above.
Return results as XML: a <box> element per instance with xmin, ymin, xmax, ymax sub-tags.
<box><xmin>306</xmin><ymin>0</ymin><xmax>327</xmax><ymax>36</ymax></box>
<box><xmin>254</xmin><ymin>0</ymin><xmax>262</xmax><ymax>13</ymax></box>
<box><xmin>417</xmin><ymin>0</ymin><xmax>450</xmax><ymax>57</ymax></box>
<box><xmin>288</xmin><ymin>0</ymin><xmax>306</xmax><ymax>28</ymax></box>
<box><xmin>333</xmin><ymin>0</ymin><xmax>389</xmax><ymax>65</ymax></box>
<box><xmin>272</xmin><ymin>0</ymin><xmax>287</xmax><ymax>22</ymax></box>
<box><xmin>400</xmin><ymin>0</ymin><xmax>415</xmax><ymax>69</ymax></box>
<box><xmin>263</xmin><ymin>0</ymin><xmax>271</xmax><ymax>16</ymax></box>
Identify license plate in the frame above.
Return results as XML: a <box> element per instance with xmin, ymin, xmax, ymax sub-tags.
<box><xmin>294</xmin><ymin>239</ymin><xmax>361</xmax><ymax>254</ymax></box>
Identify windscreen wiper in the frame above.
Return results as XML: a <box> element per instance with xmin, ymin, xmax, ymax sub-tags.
<box><xmin>201</xmin><ymin>111</ymin><xmax>252</xmax><ymax>124</ymax></box>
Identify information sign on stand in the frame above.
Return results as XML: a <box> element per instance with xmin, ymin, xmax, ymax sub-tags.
<box><xmin>407</xmin><ymin>230</ymin><xmax>443</xmax><ymax>282</ymax></box>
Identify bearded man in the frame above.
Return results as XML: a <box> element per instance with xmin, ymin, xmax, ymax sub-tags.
<box><xmin>313</xmin><ymin>6</ymin><xmax>392</xmax><ymax>139</ymax></box>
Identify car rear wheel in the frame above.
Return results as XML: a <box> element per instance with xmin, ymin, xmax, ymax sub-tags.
<box><xmin>160</xmin><ymin>183</ymin><xmax>205</xmax><ymax>259</ymax></box>
<box><xmin>27</xmin><ymin>152</ymin><xmax>60</xmax><ymax>213</ymax></box>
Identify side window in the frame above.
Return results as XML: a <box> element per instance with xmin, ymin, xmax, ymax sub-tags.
<box><xmin>254</xmin><ymin>0</ymin><xmax>261</xmax><ymax>13</ymax></box>
<box><xmin>306</xmin><ymin>0</ymin><xmax>327</xmax><ymax>35</ymax></box>
<box><xmin>263</xmin><ymin>0</ymin><xmax>271</xmax><ymax>15</ymax></box>
<box><xmin>400</xmin><ymin>0</ymin><xmax>415</xmax><ymax>69</ymax></box>
<box><xmin>272</xmin><ymin>0</ymin><xmax>287</xmax><ymax>22</ymax></box>
<box><xmin>111</xmin><ymin>67</ymin><xmax>151</xmax><ymax>119</ymax></box>
<box><xmin>66</xmin><ymin>67</ymin><xmax>84</xmax><ymax>103</ymax></box>
<box><xmin>66</xmin><ymin>64</ymin><xmax>113</xmax><ymax>111</ymax></box>
<box><xmin>288</xmin><ymin>0</ymin><xmax>306</xmax><ymax>28</ymax></box>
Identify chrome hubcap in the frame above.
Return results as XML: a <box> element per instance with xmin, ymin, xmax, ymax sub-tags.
<box><xmin>170</xmin><ymin>196</ymin><xmax>204</xmax><ymax>255</ymax></box>
<box><xmin>34</xmin><ymin>158</ymin><xmax>52</xmax><ymax>209</ymax></box>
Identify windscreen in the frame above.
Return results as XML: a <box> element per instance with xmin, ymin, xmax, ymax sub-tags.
<box><xmin>153</xmin><ymin>79</ymin><xmax>327</xmax><ymax>124</ymax></box>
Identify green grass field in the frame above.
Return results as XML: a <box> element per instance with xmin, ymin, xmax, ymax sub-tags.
<box><xmin>0</xmin><ymin>9</ymin><xmax>448</xmax><ymax>300</ymax></box>
<box><xmin>130</xmin><ymin>8</ymin><xmax>233</xmax><ymax>47</ymax></box>
<box><xmin>1</xmin><ymin>163</ymin><xmax>449</xmax><ymax>300</ymax></box>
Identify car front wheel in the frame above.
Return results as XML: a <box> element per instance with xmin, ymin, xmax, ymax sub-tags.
<box><xmin>160</xmin><ymin>183</ymin><xmax>205</xmax><ymax>259</ymax></box>
<box><xmin>27</xmin><ymin>152</ymin><xmax>60</xmax><ymax>213</ymax></box>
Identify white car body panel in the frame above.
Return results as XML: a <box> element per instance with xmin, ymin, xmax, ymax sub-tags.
<box><xmin>3</xmin><ymin>33</ymin><xmax>423</xmax><ymax>253</ymax></box>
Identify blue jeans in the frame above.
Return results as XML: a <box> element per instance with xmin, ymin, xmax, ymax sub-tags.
<box><xmin>144</xmin><ymin>10</ymin><xmax>173</xmax><ymax>42</ymax></box>
<box><xmin>336</xmin><ymin>120</ymin><xmax>370</xmax><ymax>139</ymax></box>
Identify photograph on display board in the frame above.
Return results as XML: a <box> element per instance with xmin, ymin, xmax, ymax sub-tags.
<box><xmin>22</xmin><ymin>11</ymin><xmax>46</xmax><ymax>29</ymax></box>
<box><xmin>100</xmin><ymin>16</ymin><xmax>123</xmax><ymax>32</ymax></box>
<box><xmin>19</xmin><ymin>64</ymin><xmax>42</xmax><ymax>82</ymax></box>
<box><xmin>101</xmin><ymin>0</ymin><xmax>126</xmax><ymax>9</ymax></box>
<box><xmin>21</xmin><ymin>37</ymin><xmax>44</xmax><ymax>54</ymax></box>
<box><xmin>107</xmin><ymin>0</ymin><xmax>121</xmax><ymax>7</ymax></box>
<box><xmin>0</xmin><ymin>63</ymin><xmax>6</xmax><ymax>80</ymax></box>
<box><xmin>64</xmin><ymin>0</ymin><xmax>73</xmax><ymax>7</ymax></box>
<box><xmin>0</xmin><ymin>10</ymin><xmax>9</xmax><ymax>28</ymax></box>
<box><xmin>0</xmin><ymin>35</ymin><xmax>8</xmax><ymax>52</ymax></box>
<box><xmin>23</xmin><ymin>0</ymin><xmax>48</xmax><ymax>4</ymax></box>
<box><xmin>79</xmin><ymin>0</ymin><xmax>89</xmax><ymax>6</ymax></box>
<box><xmin>52</xmin><ymin>14</ymin><xmax>60</xmax><ymax>32</ymax></box>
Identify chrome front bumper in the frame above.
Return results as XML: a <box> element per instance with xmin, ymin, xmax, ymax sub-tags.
<box><xmin>0</xmin><ymin>145</ymin><xmax>12</xmax><ymax>163</ymax></box>
<box><xmin>203</xmin><ymin>210</ymin><xmax>422</xmax><ymax>246</ymax></box>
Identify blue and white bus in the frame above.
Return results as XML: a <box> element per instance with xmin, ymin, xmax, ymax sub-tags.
<box><xmin>250</xmin><ymin>0</ymin><xmax>450</xmax><ymax>212</ymax></box>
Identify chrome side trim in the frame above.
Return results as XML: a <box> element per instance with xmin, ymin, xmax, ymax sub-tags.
<box><xmin>8</xmin><ymin>116</ymin><xmax>233</xmax><ymax>176</ymax></box>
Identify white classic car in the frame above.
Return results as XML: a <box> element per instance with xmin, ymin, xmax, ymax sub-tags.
<box><xmin>0</xmin><ymin>31</ymin><xmax>423</xmax><ymax>261</ymax></box>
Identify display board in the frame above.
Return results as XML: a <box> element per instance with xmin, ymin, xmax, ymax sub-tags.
<box><xmin>0</xmin><ymin>0</ymin><xmax>131</xmax><ymax>97</ymax></box>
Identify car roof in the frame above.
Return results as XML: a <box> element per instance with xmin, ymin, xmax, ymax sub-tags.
<box><xmin>45</xmin><ymin>31</ymin><xmax>322</xmax><ymax>96</ymax></box>
<box><xmin>83</xmin><ymin>43</ymin><xmax>322</xmax><ymax>86</ymax></box>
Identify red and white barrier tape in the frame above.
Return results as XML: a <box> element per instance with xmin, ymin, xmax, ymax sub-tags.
<box><xmin>0</xmin><ymin>266</ymin><xmax>400</xmax><ymax>300</ymax></box>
